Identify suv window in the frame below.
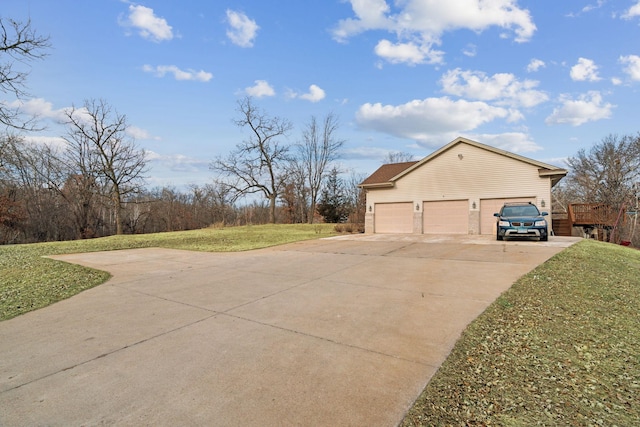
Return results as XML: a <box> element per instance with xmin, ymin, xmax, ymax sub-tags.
<box><xmin>501</xmin><ymin>205</ymin><xmax>540</xmax><ymax>217</ymax></box>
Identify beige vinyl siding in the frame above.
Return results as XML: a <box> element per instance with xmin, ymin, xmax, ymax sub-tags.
<box><xmin>396</xmin><ymin>143</ymin><xmax>548</xmax><ymax>200</ymax></box>
<box><xmin>366</xmin><ymin>142</ymin><xmax>551</xmax><ymax>210</ymax></box>
<box><xmin>374</xmin><ymin>203</ymin><xmax>413</xmax><ymax>233</ymax></box>
<box><xmin>423</xmin><ymin>200</ymin><xmax>468</xmax><ymax>234</ymax></box>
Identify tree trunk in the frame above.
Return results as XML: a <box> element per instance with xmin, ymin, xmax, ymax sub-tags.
<box><xmin>113</xmin><ymin>192</ymin><xmax>123</xmax><ymax>235</ymax></box>
<box><xmin>308</xmin><ymin>200</ymin><xmax>316</xmax><ymax>224</ymax></box>
<box><xmin>269</xmin><ymin>194</ymin><xmax>277</xmax><ymax>224</ymax></box>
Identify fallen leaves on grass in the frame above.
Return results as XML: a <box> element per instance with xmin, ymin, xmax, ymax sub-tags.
<box><xmin>402</xmin><ymin>240</ymin><xmax>640</xmax><ymax>426</ymax></box>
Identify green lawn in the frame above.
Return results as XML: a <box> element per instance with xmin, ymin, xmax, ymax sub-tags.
<box><xmin>0</xmin><ymin>224</ymin><xmax>336</xmax><ymax>321</ymax></box>
<box><xmin>402</xmin><ymin>239</ymin><xmax>640</xmax><ymax>426</ymax></box>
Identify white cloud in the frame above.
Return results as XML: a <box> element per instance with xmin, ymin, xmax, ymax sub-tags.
<box><xmin>620</xmin><ymin>54</ymin><xmax>640</xmax><ymax>80</ymax></box>
<box><xmin>70</xmin><ymin>107</ymin><xmax>101</xmax><ymax>126</ymax></box>
<box><xmin>127</xmin><ymin>126</ymin><xmax>160</xmax><ymax>140</ymax></box>
<box><xmin>332</xmin><ymin>0</ymin><xmax>535</xmax><ymax>65</ymax></box>
<box><xmin>331</xmin><ymin>0</ymin><xmax>392</xmax><ymax>40</ymax></box>
<box><xmin>440</xmin><ymin>68</ymin><xmax>548</xmax><ymax>108</ymax></box>
<box><xmin>291</xmin><ymin>84</ymin><xmax>326</xmax><ymax>103</ymax></box>
<box><xmin>146</xmin><ymin>151</ymin><xmax>210</xmax><ymax>173</ymax></box>
<box><xmin>570</xmin><ymin>58</ymin><xmax>601</xmax><ymax>82</ymax></box>
<box><xmin>355</xmin><ymin>97</ymin><xmax>512</xmax><ymax>146</ymax></box>
<box><xmin>582</xmin><ymin>0</ymin><xmax>605</xmax><ymax>13</ymax></box>
<box><xmin>341</xmin><ymin>146</ymin><xmax>400</xmax><ymax>161</ymax></box>
<box><xmin>120</xmin><ymin>5</ymin><xmax>173</xmax><ymax>42</ymax></box>
<box><xmin>545</xmin><ymin>91</ymin><xmax>614</xmax><ymax>126</ymax></box>
<box><xmin>566</xmin><ymin>0</ymin><xmax>605</xmax><ymax>17</ymax></box>
<box><xmin>142</xmin><ymin>65</ymin><xmax>213</xmax><ymax>82</ymax></box>
<box><xmin>546</xmin><ymin>157</ymin><xmax>570</xmax><ymax>168</ymax></box>
<box><xmin>4</xmin><ymin>99</ymin><xmax>161</xmax><ymax>145</ymax></box>
<box><xmin>374</xmin><ymin>39</ymin><xmax>443</xmax><ymax>65</ymax></box>
<box><xmin>21</xmin><ymin>135</ymin><xmax>68</xmax><ymax>151</ymax></box>
<box><xmin>245</xmin><ymin>80</ymin><xmax>275</xmax><ymax>97</ymax></box>
<box><xmin>6</xmin><ymin>98</ymin><xmax>67</xmax><ymax>121</ymax></box>
<box><xmin>226</xmin><ymin>10</ymin><xmax>259</xmax><ymax>48</ymax></box>
<box><xmin>622</xmin><ymin>1</ymin><xmax>640</xmax><ymax>19</ymax></box>
<box><xmin>469</xmin><ymin>132</ymin><xmax>542</xmax><ymax>153</ymax></box>
<box><xmin>527</xmin><ymin>58</ymin><xmax>545</xmax><ymax>72</ymax></box>
<box><xmin>462</xmin><ymin>44</ymin><xmax>477</xmax><ymax>57</ymax></box>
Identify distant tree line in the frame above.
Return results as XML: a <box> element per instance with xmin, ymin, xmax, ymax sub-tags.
<box><xmin>0</xmin><ymin>94</ymin><xmax>366</xmax><ymax>245</ymax></box>
<box><xmin>0</xmin><ymin>97</ymin><xmax>365</xmax><ymax>244</ymax></box>
<box><xmin>0</xmin><ymin>111</ymin><xmax>366</xmax><ymax>244</ymax></box>
<box><xmin>0</xmin><ymin>19</ymin><xmax>365</xmax><ymax>244</ymax></box>
<box><xmin>0</xmin><ymin>133</ymin><xmax>365</xmax><ymax>244</ymax></box>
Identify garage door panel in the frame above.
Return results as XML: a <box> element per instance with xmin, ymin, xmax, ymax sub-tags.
<box><xmin>375</xmin><ymin>203</ymin><xmax>413</xmax><ymax>234</ymax></box>
<box><xmin>480</xmin><ymin>198</ymin><xmax>534</xmax><ymax>235</ymax></box>
<box><xmin>423</xmin><ymin>200</ymin><xmax>468</xmax><ymax>234</ymax></box>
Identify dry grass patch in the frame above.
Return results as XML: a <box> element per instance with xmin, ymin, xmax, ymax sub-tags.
<box><xmin>402</xmin><ymin>239</ymin><xmax>640</xmax><ymax>426</ymax></box>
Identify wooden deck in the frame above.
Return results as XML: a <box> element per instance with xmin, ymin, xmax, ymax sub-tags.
<box><xmin>568</xmin><ymin>203</ymin><xmax>619</xmax><ymax>227</ymax></box>
<box><xmin>554</xmin><ymin>203</ymin><xmax>629</xmax><ymax>241</ymax></box>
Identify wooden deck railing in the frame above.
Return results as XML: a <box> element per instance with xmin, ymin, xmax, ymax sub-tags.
<box><xmin>568</xmin><ymin>203</ymin><xmax>618</xmax><ymax>227</ymax></box>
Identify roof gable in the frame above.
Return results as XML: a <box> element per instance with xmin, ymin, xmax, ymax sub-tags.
<box><xmin>360</xmin><ymin>137</ymin><xmax>567</xmax><ymax>188</ymax></box>
<box><xmin>396</xmin><ymin>137</ymin><xmax>565</xmax><ymax>179</ymax></box>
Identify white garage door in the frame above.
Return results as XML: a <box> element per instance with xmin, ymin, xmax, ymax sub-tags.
<box><xmin>480</xmin><ymin>198</ymin><xmax>535</xmax><ymax>235</ymax></box>
<box><xmin>423</xmin><ymin>200</ymin><xmax>468</xmax><ymax>234</ymax></box>
<box><xmin>374</xmin><ymin>203</ymin><xmax>413</xmax><ymax>233</ymax></box>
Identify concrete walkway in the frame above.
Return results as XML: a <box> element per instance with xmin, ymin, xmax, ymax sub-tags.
<box><xmin>0</xmin><ymin>235</ymin><xmax>580</xmax><ymax>426</ymax></box>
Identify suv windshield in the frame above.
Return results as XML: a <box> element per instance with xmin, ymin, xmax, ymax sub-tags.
<box><xmin>501</xmin><ymin>205</ymin><xmax>540</xmax><ymax>217</ymax></box>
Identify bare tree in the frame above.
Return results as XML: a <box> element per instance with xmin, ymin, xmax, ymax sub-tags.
<box><xmin>62</xmin><ymin>99</ymin><xmax>147</xmax><ymax>235</ymax></box>
<box><xmin>2</xmin><ymin>134</ymin><xmax>103</xmax><ymax>239</ymax></box>
<box><xmin>297</xmin><ymin>113</ymin><xmax>344</xmax><ymax>223</ymax></box>
<box><xmin>0</xmin><ymin>188</ymin><xmax>25</xmax><ymax>243</ymax></box>
<box><xmin>1</xmin><ymin>134</ymin><xmax>108</xmax><ymax>240</ymax></box>
<box><xmin>201</xmin><ymin>182</ymin><xmax>237</xmax><ymax>225</ymax></box>
<box><xmin>0</xmin><ymin>18</ymin><xmax>50</xmax><ymax>130</ymax></box>
<box><xmin>565</xmin><ymin>133</ymin><xmax>640</xmax><ymax>209</ymax></box>
<box><xmin>382</xmin><ymin>151</ymin><xmax>415</xmax><ymax>164</ymax></box>
<box><xmin>344</xmin><ymin>169</ymin><xmax>367</xmax><ymax>226</ymax></box>
<box><xmin>0</xmin><ymin>134</ymin><xmax>72</xmax><ymax>242</ymax></box>
<box><xmin>280</xmin><ymin>160</ymin><xmax>309</xmax><ymax>223</ymax></box>
<box><xmin>211</xmin><ymin>97</ymin><xmax>292</xmax><ymax>223</ymax></box>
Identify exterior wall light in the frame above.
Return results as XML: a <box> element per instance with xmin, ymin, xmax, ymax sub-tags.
<box><xmin>541</xmin><ymin>199</ymin><xmax>546</xmax><ymax>207</ymax></box>
<box><xmin>368</xmin><ymin>205</ymin><xmax>372</xmax><ymax>212</ymax></box>
<box><xmin>416</xmin><ymin>203</ymin><xmax>420</xmax><ymax>211</ymax></box>
<box><xmin>472</xmin><ymin>201</ymin><xmax>476</xmax><ymax>209</ymax></box>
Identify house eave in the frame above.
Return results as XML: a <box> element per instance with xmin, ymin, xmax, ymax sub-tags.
<box><xmin>359</xmin><ymin>182</ymin><xmax>394</xmax><ymax>189</ymax></box>
<box><xmin>538</xmin><ymin>168</ymin><xmax>567</xmax><ymax>177</ymax></box>
<box><xmin>538</xmin><ymin>168</ymin><xmax>568</xmax><ymax>187</ymax></box>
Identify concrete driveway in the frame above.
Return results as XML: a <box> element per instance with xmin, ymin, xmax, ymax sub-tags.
<box><xmin>0</xmin><ymin>234</ymin><xmax>579</xmax><ymax>426</ymax></box>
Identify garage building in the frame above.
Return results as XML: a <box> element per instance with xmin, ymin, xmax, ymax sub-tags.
<box><xmin>359</xmin><ymin>137</ymin><xmax>567</xmax><ymax>235</ymax></box>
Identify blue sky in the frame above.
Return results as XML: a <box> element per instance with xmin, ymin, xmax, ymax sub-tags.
<box><xmin>4</xmin><ymin>0</ymin><xmax>640</xmax><ymax>188</ymax></box>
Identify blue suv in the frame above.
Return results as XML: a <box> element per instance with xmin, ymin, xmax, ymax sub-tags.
<box><xmin>494</xmin><ymin>202</ymin><xmax>549</xmax><ymax>241</ymax></box>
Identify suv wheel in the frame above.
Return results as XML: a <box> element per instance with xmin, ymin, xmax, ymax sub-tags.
<box><xmin>496</xmin><ymin>231</ymin><xmax>503</xmax><ymax>241</ymax></box>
